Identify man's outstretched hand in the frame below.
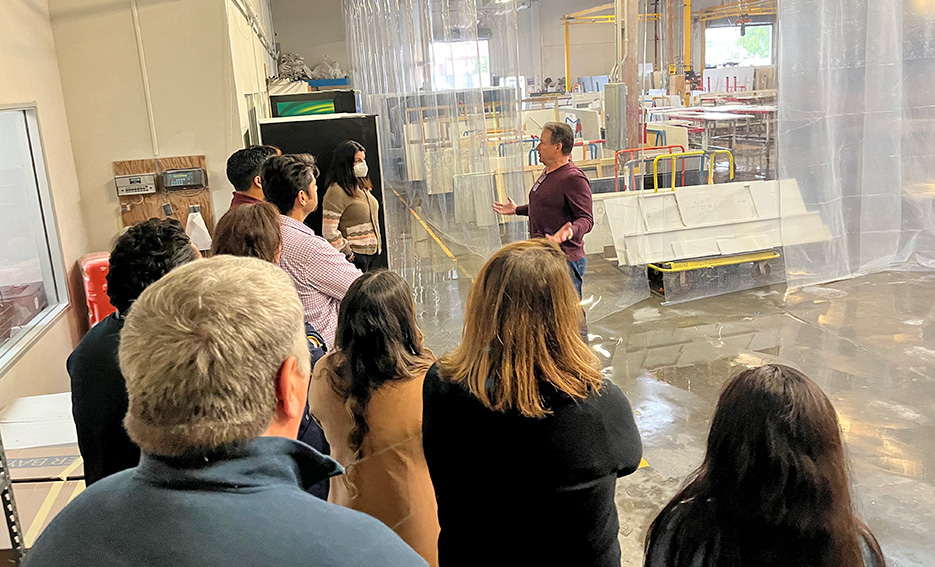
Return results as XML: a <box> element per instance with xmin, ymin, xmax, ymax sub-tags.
<box><xmin>492</xmin><ymin>197</ymin><xmax>517</xmax><ymax>216</ymax></box>
<box><xmin>546</xmin><ymin>222</ymin><xmax>573</xmax><ymax>244</ymax></box>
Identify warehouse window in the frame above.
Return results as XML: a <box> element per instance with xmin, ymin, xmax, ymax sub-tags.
<box><xmin>705</xmin><ymin>24</ymin><xmax>773</xmax><ymax>68</ymax></box>
<box><xmin>431</xmin><ymin>40</ymin><xmax>492</xmax><ymax>90</ymax></box>
<box><xmin>0</xmin><ymin>107</ymin><xmax>68</xmax><ymax>374</ymax></box>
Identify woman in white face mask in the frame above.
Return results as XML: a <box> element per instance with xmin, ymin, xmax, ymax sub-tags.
<box><xmin>322</xmin><ymin>140</ymin><xmax>383</xmax><ymax>272</ymax></box>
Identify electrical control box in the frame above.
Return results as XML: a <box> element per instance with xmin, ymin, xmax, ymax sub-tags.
<box><xmin>115</xmin><ymin>173</ymin><xmax>157</xmax><ymax>196</ymax></box>
<box><xmin>163</xmin><ymin>168</ymin><xmax>207</xmax><ymax>190</ymax></box>
<box><xmin>604</xmin><ymin>82</ymin><xmax>628</xmax><ymax>151</ymax></box>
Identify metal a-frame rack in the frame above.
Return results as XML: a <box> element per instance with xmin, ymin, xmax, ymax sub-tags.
<box><xmin>0</xmin><ymin>428</ymin><xmax>25</xmax><ymax>565</ymax></box>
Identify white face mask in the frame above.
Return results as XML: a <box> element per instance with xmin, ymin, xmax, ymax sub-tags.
<box><xmin>353</xmin><ymin>162</ymin><xmax>369</xmax><ymax>178</ymax></box>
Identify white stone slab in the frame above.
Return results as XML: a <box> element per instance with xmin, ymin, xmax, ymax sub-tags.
<box><xmin>675</xmin><ymin>185</ymin><xmax>758</xmax><ymax>226</ymax></box>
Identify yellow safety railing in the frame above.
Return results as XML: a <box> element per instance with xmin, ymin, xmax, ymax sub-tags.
<box><xmin>707</xmin><ymin>149</ymin><xmax>735</xmax><ymax>184</ymax></box>
<box><xmin>652</xmin><ymin>151</ymin><xmax>705</xmax><ymax>193</ymax></box>
<box><xmin>651</xmin><ymin>149</ymin><xmax>736</xmax><ymax>193</ymax></box>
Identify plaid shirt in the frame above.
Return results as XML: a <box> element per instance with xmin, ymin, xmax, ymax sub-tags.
<box><xmin>278</xmin><ymin>215</ymin><xmax>361</xmax><ymax>347</ymax></box>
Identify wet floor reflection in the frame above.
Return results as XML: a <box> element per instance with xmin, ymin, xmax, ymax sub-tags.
<box><xmin>591</xmin><ymin>273</ymin><xmax>935</xmax><ymax>566</ymax></box>
<box><xmin>385</xmin><ymin>191</ymin><xmax>935</xmax><ymax>566</ymax></box>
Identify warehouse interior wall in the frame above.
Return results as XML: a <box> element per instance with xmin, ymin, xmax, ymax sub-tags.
<box><xmin>0</xmin><ymin>0</ymin><xmax>276</xmax><ymax>406</ymax></box>
<box><xmin>0</xmin><ymin>0</ymin><xmax>90</xmax><ymax>403</ymax></box>
<box><xmin>48</xmin><ymin>0</ymin><xmax>244</xmax><ymax>253</ymax></box>
<box><xmin>271</xmin><ymin>0</ymin><xmax>349</xmax><ymax>74</ymax></box>
<box><xmin>537</xmin><ymin>0</ymin><xmax>616</xmax><ymax>85</ymax></box>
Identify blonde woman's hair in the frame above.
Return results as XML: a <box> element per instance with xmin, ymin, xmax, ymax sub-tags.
<box><xmin>120</xmin><ymin>255</ymin><xmax>310</xmax><ymax>456</ymax></box>
<box><xmin>438</xmin><ymin>239</ymin><xmax>602</xmax><ymax>417</ymax></box>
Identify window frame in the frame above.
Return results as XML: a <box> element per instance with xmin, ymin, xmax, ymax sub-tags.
<box><xmin>0</xmin><ymin>103</ymin><xmax>71</xmax><ymax>377</ymax></box>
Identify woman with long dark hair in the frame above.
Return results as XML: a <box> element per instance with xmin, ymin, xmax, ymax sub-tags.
<box><xmin>422</xmin><ymin>239</ymin><xmax>643</xmax><ymax>567</ymax></box>
<box><xmin>321</xmin><ymin>140</ymin><xmax>382</xmax><ymax>272</ymax></box>
<box><xmin>645</xmin><ymin>364</ymin><xmax>885</xmax><ymax>567</ymax></box>
<box><xmin>308</xmin><ymin>270</ymin><xmax>439</xmax><ymax>566</ymax></box>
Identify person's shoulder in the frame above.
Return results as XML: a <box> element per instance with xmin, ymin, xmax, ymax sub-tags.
<box><xmin>586</xmin><ymin>378</ymin><xmax>630</xmax><ymax>409</ymax></box>
<box><xmin>323</xmin><ymin>183</ymin><xmax>346</xmax><ymax>200</ymax></box>
<box><xmin>566</xmin><ymin>162</ymin><xmax>591</xmax><ymax>182</ymax></box>
<box><xmin>287</xmin><ymin>499</ymin><xmax>427</xmax><ymax>565</ymax></box>
<box><xmin>423</xmin><ymin>362</ymin><xmax>449</xmax><ymax>392</ymax></box>
<box><xmin>27</xmin><ymin>468</ymin><xmax>136</xmax><ymax>548</ymax></box>
<box><xmin>68</xmin><ymin>315</ymin><xmax>122</xmax><ymax>373</ymax></box>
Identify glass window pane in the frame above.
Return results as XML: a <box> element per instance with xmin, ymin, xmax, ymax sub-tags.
<box><xmin>0</xmin><ymin>109</ymin><xmax>63</xmax><ymax>356</ymax></box>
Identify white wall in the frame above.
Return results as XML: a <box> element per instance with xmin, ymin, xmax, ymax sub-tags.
<box><xmin>271</xmin><ymin>0</ymin><xmax>348</xmax><ymax>74</ymax></box>
<box><xmin>0</xmin><ymin>0</ymin><xmax>91</xmax><ymax>402</ymax></box>
<box><xmin>48</xmin><ymin>0</ymin><xmax>272</xmax><ymax>253</ymax></box>
<box><xmin>537</xmin><ymin>0</ymin><xmax>616</xmax><ymax>87</ymax></box>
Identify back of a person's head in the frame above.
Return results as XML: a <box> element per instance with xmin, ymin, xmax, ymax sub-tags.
<box><xmin>439</xmin><ymin>239</ymin><xmax>601</xmax><ymax>418</ymax></box>
<box><xmin>261</xmin><ymin>153</ymin><xmax>318</xmax><ymax>214</ymax></box>
<box><xmin>210</xmin><ymin>201</ymin><xmax>282</xmax><ymax>262</ymax></box>
<box><xmin>329</xmin><ymin>270</ymin><xmax>431</xmax><ymax>455</ymax></box>
<box><xmin>106</xmin><ymin>218</ymin><xmax>199</xmax><ymax>315</ymax></box>
<box><xmin>120</xmin><ymin>255</ymin><xmax>309</xmax><ymax>456</ymax></box>
<box><xmin>227</xmin><ymin>145</ymin><xmax>279</xmax><ymax>192</ymax></box>
<box><xmin>646</xmin><ymin>364</ymin><xmax>885</xmax><ymax>567</ymax></box>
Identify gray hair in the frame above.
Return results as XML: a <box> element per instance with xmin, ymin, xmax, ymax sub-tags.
<box><xmin>120</xmin><ymin>255</ymin><xmax>310</xmax><ymax>456</ymax></box>
<box><xmin>542</xmin><ymin>121</ymin><xmax>575</xmax><ymax>156</ymax></box>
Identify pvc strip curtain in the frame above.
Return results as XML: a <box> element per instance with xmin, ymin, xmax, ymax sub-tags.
<box><xmin>344</xmin><ymin>0</ymin><xmax>528</xmax><ymax>261</ymax></box>
<box><xmin>778</xmin><ymin>0</ymin><xmax>935</xmax><ymax>287</ymax></box>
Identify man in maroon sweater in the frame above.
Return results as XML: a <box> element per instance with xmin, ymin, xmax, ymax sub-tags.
<box><xmin>493</xmin><ymin>122</ymin><xmax>593</xmax><ymax>298</ymax></box>
<box><xmin>226</xmin><ymin>145</ymin><xmax>280</xmax><ymax>211</ymax></box>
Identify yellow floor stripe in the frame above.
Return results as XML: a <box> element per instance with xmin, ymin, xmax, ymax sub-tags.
<box><xmin>390</xmin><ymin>188</ymin><xmax>475</xmax><ymax>282</ymax></box>
<box><xmin>25</xmin><ymin>480</ymin><xmax>65</xmax><ymax>547</ymax></box>
<box><xmin>57</xmin><ymin>456</ymin><xmax>83</xmax><ymax>481</ymax></box>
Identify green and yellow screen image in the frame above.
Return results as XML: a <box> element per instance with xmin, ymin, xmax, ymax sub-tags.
<box><xmin>276</xmin><ymin>100</ymin><xmax>336</xmax><ymax>116</ymax></box>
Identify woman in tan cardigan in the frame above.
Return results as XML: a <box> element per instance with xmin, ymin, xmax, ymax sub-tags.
<box><xmin>309</xmin><ymin>270</ymin><xmax>439</xmax><ymax>566</ymax></box>
<box><xmin>321</xmin><ymin>140</ymin><xmax>382</xmax><ymax>272</ymax></box>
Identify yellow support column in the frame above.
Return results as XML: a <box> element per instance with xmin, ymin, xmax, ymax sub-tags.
<box><xmin>684</xmin><ymin>0</ymin><xmax>692</xmax><ymax>71</ymax></box>
<box><xmin>564</xmin><ymin>21</ymin><xmax>571</xmax><ymax>93</ymax></box>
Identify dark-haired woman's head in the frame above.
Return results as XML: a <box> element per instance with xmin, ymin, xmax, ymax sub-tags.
<box><xmin>261</xmin><ymin>154</ymin><xmax>319</xmax><ymax>216</ymax></box>
<box><xmin>705</xmin><ymin>365</ymin><xmax>847</xmax><ymax>512</ymax></box>
<box><xmin>210</xmin><ymin>202</ymin><xmax>282</xmax><ymax>263</ymax></box>
<box><xmin>645</xmin><ymin>364</ymin><xmax>885</xmax><ymax>567</ymax></box>
<box><xmin>106</xmin><ymin>218</ymin><xmax>199</xmax><ymax>315</ymax></box>
<box><xmin>438</xmin><ymin>239</ymin><xmax>601</xmax><ymax>418</ymax></box>
<box><xmin>325</xmin><ymin>140</ymin><xmax>371</xmax><ymax>198</ymax></box>
<box><xmin>327</xmin><ymin>270</ymin><xmax>432</xmax><ymax>456</ymax></box>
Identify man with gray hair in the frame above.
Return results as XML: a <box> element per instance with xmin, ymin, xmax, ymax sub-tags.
<box><xmin>25</xmin><ymin>256</ymin><xmax>426</xmax><ymax>567</ymax></box>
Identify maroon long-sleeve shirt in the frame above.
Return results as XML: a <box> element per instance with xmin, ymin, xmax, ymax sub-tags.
<box><xmin>515</xmin><ymin>161</ymin><xmax>593</xmax><ymax>262</ymax></box>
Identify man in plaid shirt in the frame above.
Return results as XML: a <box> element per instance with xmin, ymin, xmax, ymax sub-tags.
<box><xmin>262</xmin><ymin>154</ymin><xmax>361</xmax><ymax>347</ymax></box>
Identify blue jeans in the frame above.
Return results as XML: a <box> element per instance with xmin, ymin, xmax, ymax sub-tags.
<box><xmin>568</xmin><ymin>257</ymin><xmax>586</xmax><ymax>299</ymax></box>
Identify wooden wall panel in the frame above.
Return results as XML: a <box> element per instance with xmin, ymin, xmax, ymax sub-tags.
<box><xmin>113</xmin><ymin>155</ymin><xmax>215</xmax><ymax>235</ymax></box>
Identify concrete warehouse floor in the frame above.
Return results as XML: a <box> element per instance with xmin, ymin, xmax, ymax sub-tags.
<box><xmin>387</xmin><ymin>190</ymin><xmax>935</xmax><ymax>567</ymax></box>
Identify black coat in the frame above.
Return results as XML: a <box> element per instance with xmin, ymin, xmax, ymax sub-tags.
<box><xmin>68</xmin><ymin>314</ymin><xmax>138</xmax><ymax>486</ymax></box>
<box><xmin>422</xmin><ymin>363</ymin><xmax>643</xmax><ymax>567</ymax></box>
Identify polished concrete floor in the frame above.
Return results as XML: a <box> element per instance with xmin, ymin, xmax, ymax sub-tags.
<box><xmin>386</xmin><ymin>193</ymin><xmax>935</xmax><ymax>567</ymax></box>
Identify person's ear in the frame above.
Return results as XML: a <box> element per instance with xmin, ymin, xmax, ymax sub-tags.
<box><xmin>274</xmin><ymin>355</ymin><xmax>307</xmax><ymax>422</ymax></box>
